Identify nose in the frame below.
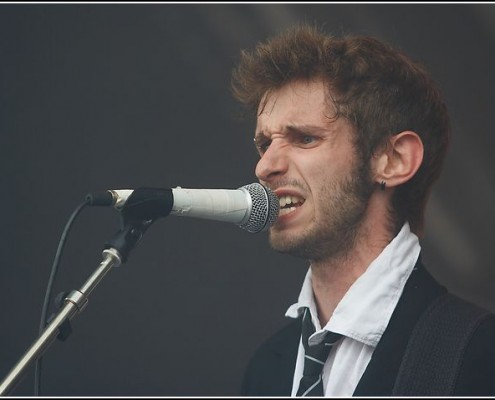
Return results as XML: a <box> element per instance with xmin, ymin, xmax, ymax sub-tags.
<box><xmin>255</xmin><ymin>141</ymin><xmax>289</xmax><ymax>183</ymax></box>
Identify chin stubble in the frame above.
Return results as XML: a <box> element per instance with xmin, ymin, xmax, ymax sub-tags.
<box><xmin>269</xmin><ymin>159</ymin><xmax>375</xmax><ymax>261</ymax></box>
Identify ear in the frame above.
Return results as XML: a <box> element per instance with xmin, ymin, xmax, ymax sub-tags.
<box><xmin>373</xmin><ymin>131</ymin><xmax>424</xmax><ymax>188</ymax></box>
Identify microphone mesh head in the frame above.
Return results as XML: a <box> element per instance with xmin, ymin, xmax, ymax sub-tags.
<box><xmin>239</xmin><ymin>183</ymin><xmax>279</xmax><ymax>233</ymax></box>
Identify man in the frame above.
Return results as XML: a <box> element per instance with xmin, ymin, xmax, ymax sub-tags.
<box><xmin>231</xmin><ymin>25</ymin><xmax>495</xmax><ymax>396</ymax></box>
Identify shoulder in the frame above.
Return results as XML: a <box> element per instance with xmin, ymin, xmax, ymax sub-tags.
<box><xmin>401</xmin><ymin>291</ymin><xmax>495</xmax><ymax>396</ymax></box>
<box><xmin>455</xmin><ymin>302</ymin><xmax>495</xmax><ymax>395</ymax></box>
<box><xmin>390</xmin><ymin>288</ymin><xmax>495</xmax><ymax>396</ymax></box>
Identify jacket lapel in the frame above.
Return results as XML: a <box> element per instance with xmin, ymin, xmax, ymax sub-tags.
<box><xmin>353</xmin><ymin>259</ymin><xmax>446</xmax><ymax>395</ymax></box>
<box><xmin>241</xmin><ymin>317</ymin><xmax>301</xmax><ymax>396</ymax></box>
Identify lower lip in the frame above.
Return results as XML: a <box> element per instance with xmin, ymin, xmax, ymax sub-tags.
<box><xmin>276</xmin><ymin>204</ymin><xmax>303</xmax><ymax>223</ymax></box>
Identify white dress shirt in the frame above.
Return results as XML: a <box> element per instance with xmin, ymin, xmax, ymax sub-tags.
<box><xmin>285</xmin><ymin>222</ymin><xmax>421</xmax><ymax>396</ymax></box>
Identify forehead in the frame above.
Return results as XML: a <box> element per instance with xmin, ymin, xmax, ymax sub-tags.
<box><xmin>256</xmin><ymin>79</ymin><xmax>336</xmax><ymax>130</ymax></box>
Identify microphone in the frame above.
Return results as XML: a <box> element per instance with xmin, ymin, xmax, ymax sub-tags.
<box><xmin>85</xmin><ymin>183</ymin><xmax>279</xmax><ymax>233</ymax></box>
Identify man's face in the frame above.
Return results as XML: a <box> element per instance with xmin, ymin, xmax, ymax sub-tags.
<box><xmin>254</xmin><ymin>79</ymin><xmax>374</xmax><ymax>261</ymax></box>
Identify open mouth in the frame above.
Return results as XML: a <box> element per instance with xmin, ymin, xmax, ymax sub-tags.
<box><xmin>279</xmin><ymin>195</ymin><xmax>305</xmax><ymax>216</ymax></box>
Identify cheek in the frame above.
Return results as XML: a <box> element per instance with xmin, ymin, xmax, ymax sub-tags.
<box><xmin>305</xmin><ymin>156</ymin><xmax>339</xmax><ymax>183</ymax></box>
<box><xmin>305</xmin><ymin>155</ymin><xmax>353</xmax><ymax>200</ymax></box>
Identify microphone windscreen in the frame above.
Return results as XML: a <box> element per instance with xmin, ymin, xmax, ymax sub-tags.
<box><xmin>239</xmin><ymin>183</ymin><xmax>279</xmax><ymax>233</ymax></box>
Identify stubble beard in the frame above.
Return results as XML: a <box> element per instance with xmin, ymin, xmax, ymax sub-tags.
<box><xmin>268</xmin><ymin>159</ymin><xmax>375</xmax><ymax>262</ymax></box>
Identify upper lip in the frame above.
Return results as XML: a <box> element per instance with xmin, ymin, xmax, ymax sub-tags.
<box><xmin>274</xmin><ymin>188</ymin><xmax>305</xmax><ymax>199</ymax></box>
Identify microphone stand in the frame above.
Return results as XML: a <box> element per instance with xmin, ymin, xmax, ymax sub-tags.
<box><xmin>0</xmin><ymin>217</ymin><xmax>154</xmax><ymax>396</ymax></box>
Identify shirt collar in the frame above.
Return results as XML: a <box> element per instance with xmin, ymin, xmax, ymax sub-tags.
<box><xmin>285</xmin><ymin>222</ymin><xmax>421</xmax><ymax>347</ymax></box>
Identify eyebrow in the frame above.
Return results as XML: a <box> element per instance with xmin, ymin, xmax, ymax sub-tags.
<box><xmin>286</xmin><ymin>124</ymin><xmax>330</xmax><ymax>135</ymax></box>
<box><xmin>255</xmin><ymin>124</ymin><xmax>329</xmax><ymax>141</ymax></box>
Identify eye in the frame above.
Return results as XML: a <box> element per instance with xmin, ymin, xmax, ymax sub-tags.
<box><xmin>299</xmin><ymin>135</ymin><xmax>317</xmax><ymax>146</ymax></box>
<box><xmin>254</xmin><ymin>137</ymin><xmax>271</xmax><ymax>155</ymax></box>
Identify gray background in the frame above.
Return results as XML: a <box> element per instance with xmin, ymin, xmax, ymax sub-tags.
<box><xmin>1</xmin><ymin>3</ymin><xmax>494</xmax><ymax>396</ymax></box>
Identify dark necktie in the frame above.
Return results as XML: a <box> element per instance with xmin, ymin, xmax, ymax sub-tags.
<box><xmin>296</xmin><ymin>308</ymin><xmax>343</xmax><ymax>397</ymax></box>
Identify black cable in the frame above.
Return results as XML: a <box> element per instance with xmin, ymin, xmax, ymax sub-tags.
<box><xmin>34</xmin><ymin>199</ymin><xmax>89</xmax><ymax>396</ymax></box>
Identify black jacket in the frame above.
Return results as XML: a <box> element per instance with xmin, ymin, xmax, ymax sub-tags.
<box><xmin>241</xmin><ymin>259</ymin><xmax>495</xmax><ymax>396</ymax></box>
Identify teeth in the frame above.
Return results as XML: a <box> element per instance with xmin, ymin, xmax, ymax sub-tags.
<box><xmin>279</xmin><ymin>195</ymin><xmax>304</xmax><ymax>209</ymax></box>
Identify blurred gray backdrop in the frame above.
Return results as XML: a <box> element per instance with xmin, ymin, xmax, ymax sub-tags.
<box><xmin>1</xmin><ymin>3</ymin><xmax>494</xmax><ymax>396</ymax></box>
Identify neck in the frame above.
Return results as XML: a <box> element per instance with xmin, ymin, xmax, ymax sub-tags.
<box><xmin>310</xmin><ymin>214</ymin><xmax>395</xmax><ymax>327</ymax></box>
